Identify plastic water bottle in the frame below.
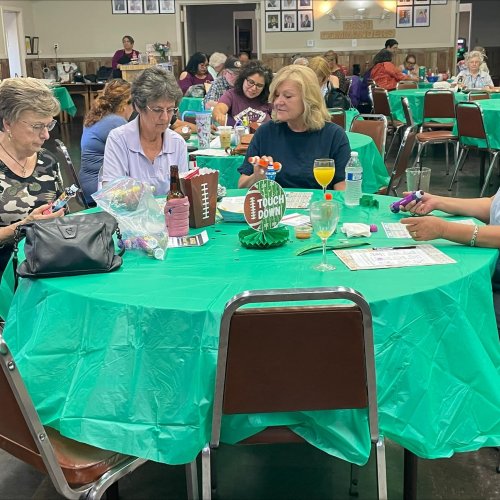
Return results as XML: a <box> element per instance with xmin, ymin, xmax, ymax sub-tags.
<box><xmin>344</xmin><ymin>151</ymin><xmax>363</xmax><ymax>207</ymax></box>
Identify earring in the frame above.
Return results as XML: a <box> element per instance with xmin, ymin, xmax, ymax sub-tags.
<box><xmin>6</xmin><ymin>130</ymin><xmax>12</xmax><ymax>140</ymax></box>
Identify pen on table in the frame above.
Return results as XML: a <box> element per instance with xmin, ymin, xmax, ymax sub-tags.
<box><xmin>372</xmin><ymin>245</ymin><xmax>417</xmax><ymax>250</ymax></box>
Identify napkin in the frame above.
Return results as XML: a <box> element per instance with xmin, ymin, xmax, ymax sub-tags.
<box><xmin>341</xmin><ymin>223</ymin><xmax>371</xmax><ymax>238</ymax></box>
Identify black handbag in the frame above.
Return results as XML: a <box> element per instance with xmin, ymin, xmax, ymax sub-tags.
<box><xmin>325</xmin><ymin>82</ymin><xmax>352</xmax><ymax>111</ymax></box>
<box><xmin>13</xmin><ymin>212</ymin><xmax>124</xmax><ymax>284</ymax></box>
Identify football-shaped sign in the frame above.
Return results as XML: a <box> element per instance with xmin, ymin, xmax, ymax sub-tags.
<box><xmin>243</xmin><ymin>180</ymin><xmax>286</xmax><ymax>232</ymax></box>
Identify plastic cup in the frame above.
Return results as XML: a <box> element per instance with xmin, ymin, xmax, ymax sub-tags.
<box><xmin>217</xmin><ymin>125</ymin><xmax>232</xmax><ymax>150</ymax></box>
<box><xmin>406</xmin><ymin>167</ymin><xmax>431</xmax><ymax>192</ymax></box>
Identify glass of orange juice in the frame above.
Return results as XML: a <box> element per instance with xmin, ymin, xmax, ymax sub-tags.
<box><xmin>313</xmin><ymin>158</ymin><xmax>335</xmax><ymax>195</ymax></box>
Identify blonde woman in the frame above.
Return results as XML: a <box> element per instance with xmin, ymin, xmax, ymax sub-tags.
<box><xmin>309</xmin><ymin>56</ymin><xmax>339</xmax><ymax>94</ymax></box>
<box><xmin>238</xmin><ymin>64</ymin><xmax>351</xmax><ymax>189</ymax></box>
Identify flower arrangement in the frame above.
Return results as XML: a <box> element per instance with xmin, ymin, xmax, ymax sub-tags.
<box><xmin>153</xmin><ymin>42</ymin><xmax>170</xmax><ymax>61</ymax></box>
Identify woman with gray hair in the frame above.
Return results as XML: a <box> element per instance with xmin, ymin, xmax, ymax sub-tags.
<box><xmin>0</xmin><ymin>78</ymin><xmax>65</xmax><ymax>278</ymax></box>
<box><xmin>238</xmin><ymin>64</ymin><xmax>350</xmax><ymax>189</ymax></box>
<box><xmin>102</xmin><ymin>67</ymin><xmax>188</xmax><ymax>195</ymax></box>
<box><xmin>454</xmin><ymin>50</ymin><xmax>493</xmax><ymax>90</ymax></box>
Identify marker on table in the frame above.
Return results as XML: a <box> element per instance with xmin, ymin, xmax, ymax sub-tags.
<box><xmin>372</xmin><ymin>246</ymin><xmax>417</xmax><ymax>250</ymax></box>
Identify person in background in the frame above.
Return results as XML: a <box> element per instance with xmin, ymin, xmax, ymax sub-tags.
<box><xmin>323</xmin><ymin>50</ymin><xmax>348</xmax><ymax>94</ymax></box>
<box><xmin>239</xmin><ymin>51</ymin><xmax>250</xmax><ymax>64</ymax></box>
<box><xmin>472</xmin><ymin>46</ymin><xmax>490</xmax><ymax>74</ymax></box>
<box><xmin>348</xmin><ymin>64</ymin><xmax>362</xmax><ymax>109</ymax></box>
<box><xmin>453</xmin><ymin>50</ymin><xmax>493</xmax><ymax>90</ymax></box>
<box><xmin>400</xmin><ymin>191</ymin><xmax>500</xmax><ymax>335</ymax></box>
<box><xmin>0</xmin><ymin>78</ymin><xmax>64</xmax><ymax>278</ymax></box>
<box><xmin>292</xmin><ymin>56</ymin><xmax>309</xmax><ymax>66</ymax></box>
<box><xmin>178</xmin><ymin>52</ymin><xmax>213</xmax><ymax>95</ymax></box>
<box><xmin>80</xmin><ymin>79</ymin><xmax>133</xmax><ymax>205</ymax></box>
<box><xmin>371</xmin><ymin>49</ymin><xmax>417</xmax><ymax>91</ymax></box>
<box><xmin>213</xmin><ymin>61</ymin><xmax>273</xmax><ymax>126</ymax></box>
<box><xmin>385</xmin><ymin>39</ymin><xmax>399</xmax><ymax>53</ymax></box>
<box><xmin>102</xmin><ymin>67</ymin><xmax>188</xmax><ymax>195</ymax></box>
<box><xmin>204</xmin><ymin>57</ymin><xmax>242</xmax><ymax>109</ymax></box>
<box><xmin>207</xmin><ymin>52</ymin><xmax>227</xmax><ymax>79</ymax></box>
<box><xmin>112</xmin><ymin>35</ymin><xmax>140</xmax><ymax>78</ymax></box>
<box><xmin>308</xmin><ymin>56</ymin><xmax>339</xmax><ymax>95</ymax></box>
<box><xmin>238</xmin><ymin>65</ymin><xmax>350</xmax><ymax>190</ymax></box>
<box><xmin>399</xmin><ymin>54</ymin><xmax>420</xmax><ymax>79</ymax></box>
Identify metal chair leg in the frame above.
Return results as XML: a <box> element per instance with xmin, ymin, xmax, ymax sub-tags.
<box><xmin>186</xmin><ymin>459</ymin><xmax>199</xmax><ymax>500</ymax></box>
<box><xmin>349</xmin><ymin>464</ymin><xmax>359</xmax><ymax>497</ymax></box>
<box><xmin>480</xmin><ymin>152</ymin><xmax>500</xmax><ymax>197</ymax></box>
<box><xmin>376</xmin><ymin>439</ymin><xmax>388</xmax><ymax>500</ymax></box>
<box><xmin>448</xmin><ymin>148</ymin><xmax>468</xmax><ymax>190</ymax></box>
<box><xmin>201</xmin><ymin>445</ymin><xmax>212</xmax><ymax>500</ymax></box>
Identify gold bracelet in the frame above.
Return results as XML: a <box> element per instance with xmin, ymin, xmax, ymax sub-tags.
<box><xmin>470</xmin><ymin>224</ymin><xmax>479</xmax><ymax>247</ymax></box>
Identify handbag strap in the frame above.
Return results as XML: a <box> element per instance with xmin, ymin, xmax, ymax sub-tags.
<box><xmin>12</xmin><ymin>226</ymin><xmax>23</xmax><ymax>291</ymax></box>
<box><xmin>116</xmin><ymin>224</ymin><xmax>125</xmax><ymax>257</ymax></box>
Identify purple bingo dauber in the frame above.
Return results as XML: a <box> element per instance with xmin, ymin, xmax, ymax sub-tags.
<box><xmin>390</xmin><ymin>190</ymin><xmax>424</xmax><ymax>213</ymax></box>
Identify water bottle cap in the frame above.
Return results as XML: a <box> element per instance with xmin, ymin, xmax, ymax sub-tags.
<box><xmin>325</xmin><ymin>193</ymin><xmax>333</xmax><ymax>200</ymax></box>
<box><xmin>351</xmin><ymin>151</ymin><xmax>359</xmax><ymax>157</ymax></box>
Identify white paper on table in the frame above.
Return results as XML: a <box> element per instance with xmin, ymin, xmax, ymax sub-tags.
<box><xmin>189</xmin><ymin>148</ymin><xmax>229</xmax><ymax>157</ymax></box>
<box><xmin>382</xmin><ymin>222</ymin><xmax>412</xmax><ymax>238</ymax></box>
<box><xmin>285</xmin><ymin>192</ymin><xmax>313</xmax><ymax>209</ymax></box>
<box><xmin>168</xmin><ymin>230</ymin><xmax>209</xmax><ymax>248</ymax></box>
<box><xmin>334</xmin><ymin>244</ymin><xmax>456</xmax><ymax>271</ymax></box>
<box><xmin>281</xmin><ymin>213</ymin><xmax>311</xmax><ymax>227</ymax></box>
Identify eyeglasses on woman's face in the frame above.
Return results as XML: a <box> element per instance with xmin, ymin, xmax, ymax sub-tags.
<box><xmin>20</xmin><ymin>119</ymin><xmax>57</xmax><ymax>133</ymax></box>
<box><xmin>146</xmin><ymin>105</ymin><xmax>178</xmax><ymax>116</ymax></box>
<box><xmin>246</xmin><ymin>78</ymin><xmax>265</xmax><ymax>89</ymax></box>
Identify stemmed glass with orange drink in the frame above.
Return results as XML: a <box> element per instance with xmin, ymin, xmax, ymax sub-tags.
<box><xmin>313</xmin><ymin>158</ymin><xmax>335</xmax><ymax>195</ymax></box>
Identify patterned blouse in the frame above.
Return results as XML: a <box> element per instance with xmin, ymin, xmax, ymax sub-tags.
<box><xmin>0</xmin><ymin>149</ymin><xmax>61</xmax><ymax>227</ymax></box>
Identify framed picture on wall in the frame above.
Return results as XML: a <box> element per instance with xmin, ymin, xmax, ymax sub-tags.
<box><xmin>111</xmin><ymin>0</ymin><xmax>127</xmax><ymax>14</ymax></box>
<box><xmin>144</xmin><ymin>0</ymin><xmax>159</xmax><ymax>14</ymax></box>
<box><xmin>414</xmin><ymin>5</ymin><xmax>430</xmax><ymax>26</ymax></box>
<box><xmin>25</xmin><ymin>36</ymin><xmax>32</xmax><ymax>55</ymax></box>
<box><xmin>31</xmin><ymin>37</ymin><xmax>39</xmax><ymax>55</ymax></box>
<box><xmin>282</xmin><ymin>0</ymin><xmax>297</xmax><ymax>9</ymax></box>
<box><xmin>396</xmin><ymin>6</ymin><xmax>413</xmax><ymax>27</ymax></box>
<box><xmin>282</xmin><ymin>11</ymin><xmax>297</xmax><ymax>32</ymax></box>
<box><xmin>298</xmin><ymin>10</ymin><xmax>313</xmax><ymax>31</ymax></box>
<box><xmin>414</xmin><ymin>0</ymin><xmax>430</xmax><ymax>4</ymax></box>
<box><xmin>397</xmin><ymin>0</ymin><xmax>413</xmax><ymax>5</ymax></box>
<box><xmin>298</xmin><ymin>0</ymin><xmax>312</xmax><ymax>9</ymax></box>
<box><xmin>127</xmin><ymin>0</ymin><xmax>143</xmax><ymax>13</ymax></box>
<box><xmin>430</xmin><ymin>0</ymin><xmax>447</xmax><ymax>4</ymax></box>
<box><xmin>265</xmin><ymin>0</ymin><xmax>280</xmax><ymax>11</ymax></box>
<box><xmin>265</xmin><ymin>12</ymin><xmax>281</xmax><ymax>32</ymax></box>
<box><xmin>159</xmin><ymin>0</ymin><xmax>174</xmax><ymax>14</ymax></box>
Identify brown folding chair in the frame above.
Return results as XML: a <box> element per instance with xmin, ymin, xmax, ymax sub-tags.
<box><xmin>396</xmin><ymin>81</ymin><xmax>418</xmax><ymax>90</ymax></box>
<box><xmin>448</xmin><ymin>101</ymin><xmax>500</xmax><ymax>196</ymax></box>
<box><xmin>372</xmin><ymin>87</ymin><xmax>405</xmax><ymax>158</ymax></box>
<box><xmin>468</xmin><ymin>91</ymin><xmax>490</xmax><ymax>101</ymax></box>
<box><xmin>401</xmin><ymin>97</ymin><xmax>416</xmax><ymax>128</ymax></box>
<box><xmin>202</xmin><ymin>287</ymin><xmax>387</xmax><ymax>500</ymax></box>
<box><xmin>350</xmin><ymin>114</ymin><xmax>388</xmax><ymax>158</ymax></box>
<box><xmin>381</xmin><ymin>126</ymin><xmax>418</xmax><ymax>196</ymax></box>
<box><xmin>327</xmin><ymin>107</ymin><xmax>346</xmax><ymax>129</ymax></box>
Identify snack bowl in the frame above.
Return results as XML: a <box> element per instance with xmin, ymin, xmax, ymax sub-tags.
<box><xmin>217</xmin><ymin>196</ymin><xmax>245</xmax><ymax>222</ymax></box>
<box><xmin>427</xmin><ymin>75</ymin><xmax>439</xmax><ymax>83</ymax></box>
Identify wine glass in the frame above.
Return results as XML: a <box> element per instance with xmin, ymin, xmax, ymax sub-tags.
<box><xmin>310</xmin><ymin>199</ymin><xmax>340</xmax><ymax>272</ymax></box>
<box><xmin>313</xmin><ymin>158</ymin><xmax>335</xmax><ymax>195</ymax></box>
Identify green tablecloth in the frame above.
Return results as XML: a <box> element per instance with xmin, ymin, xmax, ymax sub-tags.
<box><xmin>190</xmin><ymin>131</ymin><xmax>389</xmax><ymax>192</ymax></box>
<box><xmin>418</xmin><ymin>82</ymin><xmax>433</xmax><ymax>89</ymax></box>
<box><xmin>2</xmin><ymin>192</ymin><xmax>499</xmax><ymax>466</ymax></box>
<box><xmin>179</xmin><ymin>97</ymin><xmax>204</xmax><ymax>117</ymax></box>
<box><xmin>52</xmin><ymin>86</ymin><xmax>77</xmax><ymax>117</ymax></box>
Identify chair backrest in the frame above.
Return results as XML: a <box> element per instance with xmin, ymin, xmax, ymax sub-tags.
<box><xmin>211</xmin><ymin>287</ymin><xmax>379</xmax><ymax>447</ymax></box>
<box><xmin>386</xmin><ymin>125</ymin><xmax>417</xmax><ymax>196</ymax></box>
<box><xmin>396</xmin><ymin>81</ymin><xmax>418</xmax><ymax>90</ymax></box>
<box><xmin>52</xmin><ymin>139</ymin><xmax>89</xmax><ymax>211</ymax></box>
<box><xmin>422</xmin><ymin>90</ymin><xmax>455</xmax><ymax>120</ymax></box>
<box><xmin>350</xmin><ymin>114</ymin><xmax>388</xmax><ymax>157</ymax></box>
<box><xmin>328</xmin><ymin>107</ymin><xmax>346</xmax><ymax>129</ymax></box>
<box><xmin>372</xmin><ymin>87</ymin><xmax>392</xmax><ymax>117</ymax></box>
<box><xmin>401</xmin><ymin>97</ymin><xmax>415</xmax><ymax>128</ymax></box>
<box><xmin>468</xmin><ymin>91</ymin><xmax>490</xmax><ymax>101</ymax></box>
<box><xmin>455</xmin><ymin>101</ymin><xmax>489</xmax><ymax>144</ymax></box>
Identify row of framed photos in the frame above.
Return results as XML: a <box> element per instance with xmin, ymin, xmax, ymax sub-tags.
<box><xmin>397</xmin><ymin>0</ymin><xmax>447</xmax><ymax>4</ymax></box>
<box><xmin>111</xmin><ymin>0</ymin><xmax>175</xmax><ymax>15</ymax></box>
<box><xmin>25</xmin><ymin>36</ymin><xmax>39</xmax><ymax>55</ymax></box>
<box><xmin>397</xmin><ymin>5</ymin><xmax>432</xmax><ymax>27</ymax></box>
<box><xmin>265</xmin><ymin>1</ymin><xmax>313</xmax><ymax>10</ymax></box>
<box><xmin>265</xmin><ymin>9</ymin><xmax>313</xmax><ymax>32</ymax></box>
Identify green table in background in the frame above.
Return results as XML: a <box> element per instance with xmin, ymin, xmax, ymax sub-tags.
<box><xmin>2</xmin><ymin>191</ymin><xmax>499</xmax><ymax>467</ymax></box>
<box><xmin>418</xmin><ymin>82</ymin><xmax>433</xmax><ymax>89</ymax></box>
<box><xmin>52</xmin><ymin>86</ymin><xmax>77</xmax><ymax>117</ymax></box>
<box><xmin>190</xmin><ymin>131</ymin><xmax>388</xmax><ymax>192</ymax></box>
<box><xmin>179</xmin><ymin>97</ymin><xmax>204</xmax><ymax>117</ymax></box>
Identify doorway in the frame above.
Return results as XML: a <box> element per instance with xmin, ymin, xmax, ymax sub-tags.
<box><xmin>179</xmin><ymin>3</ymin><xmax>258</xmax><ymax>64</ymax></box>
<box><xmin>2</xmin><ymin>9</ymin><xmax>24</xmax><ymax>77</ymax></box>
<box><xmin>458</xmin><ymin>3</ymin><xmax>471</xmax><ymax>52</ymax></box>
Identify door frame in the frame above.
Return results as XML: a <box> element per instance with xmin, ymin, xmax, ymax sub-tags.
<box><xmin>0</xmin><ymin>6</ymin><xmax>26</xmax><ymax>77</ymax></box>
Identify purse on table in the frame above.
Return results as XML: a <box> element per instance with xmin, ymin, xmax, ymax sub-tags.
<box><xmin>13</xmin><ymin>212</ymin><xmax>124</xmax><ymax>285</ymax></box>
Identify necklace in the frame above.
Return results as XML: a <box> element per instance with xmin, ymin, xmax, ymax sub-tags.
<box><xmin>0</xmin><ymin>142</ymin><xmax>28</xmax><ymax>177</ymax></box>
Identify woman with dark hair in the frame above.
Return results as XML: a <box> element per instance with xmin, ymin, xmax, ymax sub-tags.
<box><xmin>112</xmin><ymin>35</ymin><xmax>140</xmax><ymax>78</ymax></box>
<box><xmin>323</xmin><ymin>50</ymin><xmax>348</xmax><ymax>94</ymax></box>
<box><xmin>178</xmin><ymin>52</ymin><xmax>213</xmax><ymax>95</ymax></box>
<box><xmin>80</xmin><ymin>79</ymin><xmax>132</xmax><ymax>205</ymax></box>
<box><xmin>370</xmin><ymin>49</ymin><xmax>417</xmax><ymax>90</ymax></box>
<box><xmin>212</xmin><ymin>61</ymin><xmax>273</xmax><ymax>126</ymax></box>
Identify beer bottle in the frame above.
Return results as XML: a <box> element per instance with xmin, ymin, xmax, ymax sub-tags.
<box><xmin>167</xmin><ymin>165</ymin><xmax>184</xmax><ymax>200</ymax></box>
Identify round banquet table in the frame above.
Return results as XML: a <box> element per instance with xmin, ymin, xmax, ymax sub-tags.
<box><xmin>2</xmin><ymin>191</ymin><xmax>499</xmax><ymax>467</ymax></box>
<box><xmin>52</xmin><ymin>86</ymin><xmax>77</xmax><ymax>117</ymax></box>
<box><xmin>191</xmin><ymin>131</ymin><xmax>389</xmax><ymax>193</ymax></box>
